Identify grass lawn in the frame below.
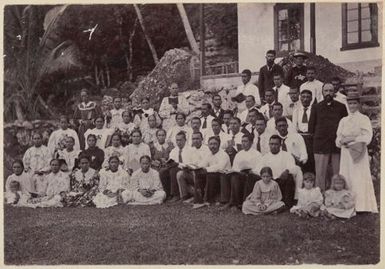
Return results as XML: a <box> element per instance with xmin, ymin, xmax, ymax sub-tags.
<box><xmin>4</xmin><ymin>192</ymin><xmax>380</xmax><ymax>266</ymax></box>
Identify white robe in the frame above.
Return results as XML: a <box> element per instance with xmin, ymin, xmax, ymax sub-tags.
<box><xmin>47</xmin><ymin>128</ymin><xmax>80</xmax><ymax>157</ymax></box>
<box><xmin>336</xmin><ymin>111</ymin><xmax>378</xmax><ymax>213</ymax></box>
<box><xmin>123</xmin><ymin>168</ymin><xmax>166</xmax><ymax>205</ymax></box>
<box><xmin>93</xmin><ymin>168</ymin><xmax>131</xmax><ymax>208</ymax></box>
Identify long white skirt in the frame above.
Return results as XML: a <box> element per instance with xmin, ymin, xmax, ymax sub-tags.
<box><xmin>122</xmin><ymin>190</ymin><xmax>166</xmax><ymax>205</ymax></box>
<box><xmin>339</xmin><ymin>147</ymin><xmax>378</xmax><ymax>213</ymax></box>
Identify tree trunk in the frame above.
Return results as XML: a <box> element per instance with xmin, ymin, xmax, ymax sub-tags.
<box><xmin>128</xmin><ymin>18</ymin><xmax>138</xmax><ymax>81</ymax></box>
<box><xmin>176</xmin><ymin>3</ymin><xmax>199</xmax><ymax>55</ymax></box>
<box><xmin>14</xmin><ymin>98</ymin><xmax>25</xmax><ymax>122</ymax></box>
<box><xmin>134</xmin><ymin>4</ymin><xmax>159</xmax><ymax>65</ymax></box>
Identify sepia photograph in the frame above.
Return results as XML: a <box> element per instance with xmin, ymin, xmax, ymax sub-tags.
<box><xmin>3</xmin><ymin>1</ymin><xmax>381</xmax><ymax>266</ymax></box>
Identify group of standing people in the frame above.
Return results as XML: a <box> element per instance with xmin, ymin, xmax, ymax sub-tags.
<box><xmin>5</xmin><ymin>50</ymin><xmax>378</xmax><ymax>219</ymax></box>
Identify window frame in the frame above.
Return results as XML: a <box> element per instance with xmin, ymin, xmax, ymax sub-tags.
<box><xmin>341</xmin><ymin>3</ymin><xmax>379</xmax><ymax>51</ymax></box>
<box><xmin>274</xmin><ymin>3</ymin><xmax>305</xmax><ymax>57</ymax></box>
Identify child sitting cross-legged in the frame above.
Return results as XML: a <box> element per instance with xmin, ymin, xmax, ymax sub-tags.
<box><xmin>242</xmin><ymin>166</ymin><xmax>285</xmax><ymax>215</ymax></box>
<box><xmin>321</xmin><ymin>174</ymin><xmax>356</xmax><ymax>219</ymax></box>
<box><xmin>290</xmin><ymin>172</ymin><xmax>323</xmax><ymax>218</ymax></box>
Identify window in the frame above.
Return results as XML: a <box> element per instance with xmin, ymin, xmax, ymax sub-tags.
<box><xmin>274</xmin><ymin>4</ymin><xmax>304</xmax><ymax>56</ymax></box>
<box><xmin>341</xmin><ymin>3</ymin><xmax>379</xmax><ymax>50</ymax></box>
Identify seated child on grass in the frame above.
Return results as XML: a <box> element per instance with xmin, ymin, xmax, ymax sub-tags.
<box><xmin>290</xmin><ymin>172</ymin><xmax>323</xmax><ymax>217</ymax></box>
<box><xmin>242</xmin><ymin>166</ymin><xmax>285</xmax><ymax>215</ymax></box>
<box><xmin>5</xmin><ymin>181</ymin><xmax>30</xmax><ymax>206</ymax></box>
<box><xmin>321</xmin><ymin>174</ymin><xmax>356</xmax><ymax>219</ymax></box>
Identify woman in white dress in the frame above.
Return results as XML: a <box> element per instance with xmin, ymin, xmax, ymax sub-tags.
<box><xmin>93</xmin><ymin>156</ymin><xmax>131</xmax><ymax>208</ymax></box>
<box><xmin>123</xmin><ymin>155</ymin><xmax>166</xmax><ymax>205</ymax></box>
<box><xmin>336</xmin><ymin>92</ymin><xmax>378</xmax><ymax>213</ymax></box>
<box><xmin>126</xmin><ymin>130</ymin><xmax>151</xmax><ymax>173</ymax></box>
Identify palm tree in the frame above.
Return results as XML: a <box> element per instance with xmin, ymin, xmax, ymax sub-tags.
<box><xmin>176</xmin><ymin>3</ymin><xmax>199</xmax><ymax>55</ymax></box>
<box><xmin>4</xmin><ymin>5</ymin><xmax>83</xmax><ymax>122</ymax></box>
<box><xmin>134</xmin><ymin>4</ymin><xmax>159</xmax><ymax>65</ymax></box>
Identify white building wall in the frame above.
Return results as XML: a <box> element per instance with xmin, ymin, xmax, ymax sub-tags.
<box><xmin>238</xmin><ymin>3</ymin><xmax>382</xmax><ymax>73</ymax></box>
<box><xmin>237</xmin><ymin>3</ymin><xmax>274</xmax><ymax>72</ymax></box>
<box><xmin>315</xmin><ymin>3</ymin><xmax>382</xmax><ymax>72</ymax></box>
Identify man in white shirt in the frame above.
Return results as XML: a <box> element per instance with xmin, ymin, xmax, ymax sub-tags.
<box><xmin>224</xmin><ymin>117</ymin><xmax>244</xmax><ymax>164</ymax></box>
<box><xmin>253</xmin><ymin>114</ymin><xmax>271</xmax><ymax>155</ymax></box>
<box><xmin>257</xmin><ymin>135</ymin><xmax>296</xmax><ymax>208</ymax></box>
<box><xmin>266</xmin><ymin>103</ymin><xmax>296</xmax><ymax>135</ymax></box>
<box><xmin>259</xmin><ymin>89</ymin><xmax>276</xmax><ymax>121</ymax></box>
<box><xmin>233</xmin><ymin>69</ymin><xmax>261</xmax><ymax>114</ymax></box>
<box><xmin>212</xmin><ymin>94</ymin><xmax>225</xmax><ymax>123</ymax></box>
<box><xmin>292</xmin><ymin>89</ymin><xmax>315</xmax><ymax>172</ymax></box>
<box><xmin>222</xmin><ymin>134</ymin><xmax>262</xmax><ymax>211</ymax></box>
<box><xmin>221</xmin><ymin>110</ymin><xmax>233</xmax><ymax>134</ymax></box>
<box><xmin>187</xmin><ymin>117</ymin><xmax>202</xmax><ymax>146</ymax></box>
<box><xmin>200</xmin><ymin>102</ymin><xmax>215</xmax><ymax>130</ymax></box>
<box><xmin>166</xmin><ymin>112</ymin><xmax>191</xmax><ymax>147</ymax></box>
<box><xmin>241</xmin><ymin>109</ymin><xmax>260</xmax><ymax>140</ymax></box>
<box><xmin>176</xmin><ymin>132</ymin><xmax>210</xmax><ymax>204</ymax></box>
<box><xmin>275</xmin><ymin>117</ymin><xmax>307</xmax><ymax>165</ymax></box>
<box><xmin>299</xmin><ymin>66</ymin><xmax>323</xmax><ymax>104</ymax></box>
<box><xmin>237</xmin><ymin>95</ymin><xmax>260</xmax><ymax>124</ymax></box>
<box><xmin>272</xmin><ymin>73</ymin><xmax>290</xmax><ymax>109</ymax></box>
<box><xmin>203</xmin><ymin>118</ymin><xmax>230</xmax><ymax>149</ymax></box>
<box><xmin>198</xmin><ymin>136</ymin><xmax>231</xmax><ymax>206</ymax></box>
<box><xmin>163</xmin><ymin>131</ymin><xmax>192</xmax><ymax>202</ymax></box>
<box><xmin>283</xmin><ymin>87</ymin><xmax>300</xmax><ymax>119</ymax></box>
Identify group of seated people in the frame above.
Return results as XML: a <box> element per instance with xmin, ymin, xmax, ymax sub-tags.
<box><xmin>5</xmin><ymin>50</ymin><xmax>378</xmax><ymax>219</ymax></box>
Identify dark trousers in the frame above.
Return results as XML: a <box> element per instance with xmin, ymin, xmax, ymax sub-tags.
<box><xmin>300</xmin><ymin>134</ymin><xmax>315</xmax><ymax>173</ymax></box>
<box><xmin>275</xmin><ymin>174</ymin><xmax>295</xmax><ymax>208</ymax></box>
<box><xmin>230</xmin><ymin>172</ymin><xmax>260</xmax><ymax>207</ymax></box>
<box><xmin>159</xmin><ymin>166</ymin><xmax>180</xmax><ymax>198</ymax></box>
<box><xmin>191</xmin><ymin>170</ymin><xmax>207</xmax><ymax>204</ymax></box>
<box><xmin>204</xmin><ymin>173</ymin><xmax>229</xmax><ymax>203</ymax></box>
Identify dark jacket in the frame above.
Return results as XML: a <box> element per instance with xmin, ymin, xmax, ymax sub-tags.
<box><xmin>285</xmin><ymin>65</ymin><xmax>307</xmax><ymax>89</ymax></box>
<box><xmin>308</xmin><ymin>100</ymin><xmax>348</xmax><ymax>154</ymax></box>
<box><xmin>258</xmin><ymin>64</ymin><xmax>284</xmax><ymax>100</ymax></box>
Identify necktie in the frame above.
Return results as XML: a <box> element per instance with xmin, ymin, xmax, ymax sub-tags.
<box><xmin>269</xmin><ymin>105</ymin><xmax>273</xmax><ymax>118</ymax></box>
<box><xmin>302</xmin><ymin>107</ymin><xmax>308</xmax><ymax>123</ymax></box>
<box><xmin>202</xmin><ymin>117</ymin><xmax>207</xmax><ymax>129</ymax></box>
<box><xmin>231</xmin><ymin>135</ymin><xmax>235</xmax><ymax>146</ymax></box>
<box><xmin>178</xmin><ymin>149</ymin><xmax>183</xmax><ymax>163</ymax></box>
<box><xmin>227</xmin><ymin>127</ymin><xmax>230</xmax><ymax>134</ymax></box>
<box><xmin>282</xmin><ymin>138</ymin><xmax>287</xmax><ymax>151</ymax></box>
<box><xmin>257</xmin><ymin>136</ymin><xmax>261</xmax><ymax>152</ymax></box>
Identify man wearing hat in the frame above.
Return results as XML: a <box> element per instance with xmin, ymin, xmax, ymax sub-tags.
<box><xmin>292</xmin><ymin>88</ymin><xmax>314</xmax><ymax>172</ymax></box>
<box><xmin>308</xmin><ymin>83</ymin><xmax>348</xmax><ymax>192</ymax></box>
<box><xmin>258</xmin><ymin>50</ymin><xmax>284</xmax><ymax>101</ymax></box>
<box><xmin>285</xmin><ymin>52</ymin><xmax>308</xmax><ymax>89</ymax></box>
<box><xmin>233</xmin><ymin>69</ymin><xmax>261</xmax><ymax>115</ymax></box>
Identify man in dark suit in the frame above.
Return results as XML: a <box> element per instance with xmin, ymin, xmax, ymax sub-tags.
<box><xmin>211</xmin><ymin>94</ymin><xmax>225</xmax><ymax>124</ymax></box>
<box><xmin>285</xmin><ymin>52</ymin><xmax>308</xmax><ymax>89</ymax></box>
<box><xmin>308</xmin><ymin>83</ymin><xmax>348</xmax><ymax>192</ymax></box>
<box><xmin>258</xmin><ymin>50</ymin><xmax>284</xmax><ymax>102</ymax></box>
